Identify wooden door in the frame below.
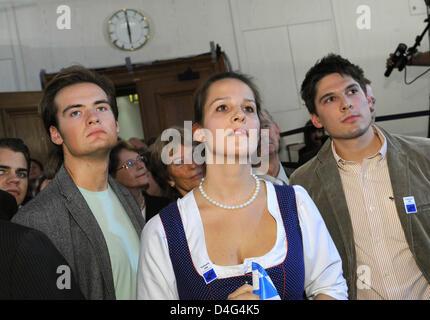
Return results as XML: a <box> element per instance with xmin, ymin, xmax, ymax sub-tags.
<box><xmin>136</xmin><ymin>53</ymin><xmax>227</xmax><ymax>140</ymax></box>
<box><xmin>137</xmin><ymin>78</ymin><xmax>195</xmax><ymax>140</ymax></box>
<box><xmin>137</xmin><ymin>74</ymin><xmax>199</xmax><ymax>140</ymax></box>
<box><xmin>0</xmin><ymin>91</ymin><xmax>52</xmax><ymax>164</ymax></box>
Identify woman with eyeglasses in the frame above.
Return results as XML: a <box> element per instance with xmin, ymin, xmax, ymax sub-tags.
<box><xmin>109</xmin><ymin>141</ymin><xmax>170</xmax><ymax>222</ymax></box>
<box><xmin>150</xmin><ymin>126</ymin><xmax>203</xmax><ymax>201</ymax></box>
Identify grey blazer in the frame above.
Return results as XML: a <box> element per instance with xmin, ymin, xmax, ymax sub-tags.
<box><xmin>12</xmin><ymin>165</ymin><xmax>145</xmax><ymax>300</ymax></box>
<box><xmin>290</xmin><ymin>127</ymin><xmax>430</xmax><ymax>299</ymax></box>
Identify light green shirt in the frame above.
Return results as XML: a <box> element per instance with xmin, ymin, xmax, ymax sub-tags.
<box><xmin>78</xmin><ymin>184</ymin><xmax>140</xmax><ymax>300</ymax></box>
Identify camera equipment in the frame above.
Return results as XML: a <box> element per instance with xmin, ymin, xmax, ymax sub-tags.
<box><xmin>385</xmin><ymin>16</ymin><xmax>430</xmax><ymax>77</ymax></box>
<box><xmin>384</xmin><ymin>43</ymin><xmax>408</xmax><ymax>77</ymax></box>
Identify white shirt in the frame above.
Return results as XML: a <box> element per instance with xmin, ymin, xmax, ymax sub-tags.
<box><xmin>137</xmin><ymin>181</ymin><xmax>347</xmax><ymax>300</ymax></box>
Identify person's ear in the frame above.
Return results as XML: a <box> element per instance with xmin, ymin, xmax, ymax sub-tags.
<box><xmin>310</xmin><ymin>113</ymin><xmax>324</xmax><ymax>129</ymax></box>
<box><xmin>168</xmin><ymin>178</ymin><xmax>175</xmax><ymax>188</ymax></box>
<box><xmin>116</xmin><ymin>121</ymin><xmax>120</xmax><ymax>134</ymax></box>
<box><xmin>274</xmin><ymin>122</ymin><xmax>280</xmax><ymax>140</ymax></box>
<box><xmin>49</xmin><ymin>126</ymin><xmax>64</xmax><ymax>146</ymax></box>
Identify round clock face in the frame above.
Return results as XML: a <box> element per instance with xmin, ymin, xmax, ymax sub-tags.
<box><xmin>108</xmin><ymin>9</ymin><xmax>150</xmax><ymax>51</ymax></box>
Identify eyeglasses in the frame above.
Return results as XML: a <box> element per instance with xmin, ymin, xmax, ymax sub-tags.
<box><xmin>116</xmin><ymin>155</ymin><xmax>146</xmax><ymax>171</ymax></box>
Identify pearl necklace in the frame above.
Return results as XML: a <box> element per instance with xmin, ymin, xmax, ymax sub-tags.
<box><xmin>198</xmin><ymin>173</ymin><xmax>261</xmax><ymax>210</ymax></box>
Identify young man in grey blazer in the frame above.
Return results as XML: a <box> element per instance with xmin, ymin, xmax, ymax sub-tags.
<box><xmin>13</xmin><ymin>66</ymin><xmax>145</xmax><ymax>299</ymax></box>
<box><xmin>290</xmin><ymin>54</ymin><xmax>430</xmax><ymax>300</ymax></box>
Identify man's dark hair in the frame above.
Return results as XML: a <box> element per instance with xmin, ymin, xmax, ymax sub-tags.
<box><xmin>0</xmin><ymin>138</ymin><xmax>31</xmax><ymax>171</ymax></box>
<box><xmin>300</xmin><ymin>54</ymin><xmax>367</xmax><ymax>115</ymax></box>
<box><xmin>40</xmin><ymin>65</ymin><xmax>118</xmax><ymax>136</ymax></box>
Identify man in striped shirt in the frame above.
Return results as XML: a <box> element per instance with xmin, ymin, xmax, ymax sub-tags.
<box><xmin>290</xmin><ymin>54</ymin><xmax>430</xmax><ymax>299</ymax></box>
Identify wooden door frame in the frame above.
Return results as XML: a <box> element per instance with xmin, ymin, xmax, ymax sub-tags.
<box><xmin>41</xmin><ymin>51</ymin><xmax>228</xmax><ymax>90</ymax></box>
<box><xmin>41</xmin><ymin>50</ymin><xmax>228</xmax><ymax>140</ymax></box>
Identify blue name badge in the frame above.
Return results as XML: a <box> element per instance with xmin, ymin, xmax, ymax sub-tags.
<box><xmin>199</xmin><ymin>262</ymin><xmax>217</xmax><ymax>284</ymax></box>
<box><xmin>203</xmin><ymin>269</ymin><xmax>217</xmax><ymax>284</ymax></box>
<box><xmin>403</xmin><ymin>196</ymin><xmax>417</xmax><ymax>214</ymax></box>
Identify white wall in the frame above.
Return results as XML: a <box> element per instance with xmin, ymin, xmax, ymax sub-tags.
<box><xmin>0</xmin><ymin>0</ymin><xmax>240</xmax><ymax>90</ymax></box>
<box><xmin>331</xmin><ymin>0</ymin><xmax>429</xmax><ymax>138</ymax></box>
<box><xmin>1</xmin><ymin>0</ymin><xmax>429</xmax><ymax>143</ymax></box>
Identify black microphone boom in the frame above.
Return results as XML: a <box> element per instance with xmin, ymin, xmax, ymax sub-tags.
<box><xmin>385</xmin><ymin>15</ymin><xmax>430</xmax><ymax>78</ymax></box>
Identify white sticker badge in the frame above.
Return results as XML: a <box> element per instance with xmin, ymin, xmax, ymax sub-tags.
<box><xmin>403</xmin><ymin>196</ymin><xmax>417</xmax><ymax>214</ymax></box>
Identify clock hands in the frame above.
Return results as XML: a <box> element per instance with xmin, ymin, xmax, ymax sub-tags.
<box><xmin>125</xmin><ymin>11</ymin><xmax>132</xmax><ymax>46</ymax></box>
<box><xmin>109</xmin><ymin>9</ymin><xmax>149</xmax><ymax>51</ymax></box>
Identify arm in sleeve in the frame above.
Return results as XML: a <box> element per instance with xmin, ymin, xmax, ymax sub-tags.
<box><xmin>293</xmin><ymin>185</ymin><xmax>348</xmax><ymax>300</ymax></box>
<box><xmin>10</xmin><ymin>228</ymin><xmax>84</xmax><ymax>299</ymax></box>
<box><xmin>137</xmin><ymin>215</ymin><xmax>179</xmax><ymax>300</ymax></box>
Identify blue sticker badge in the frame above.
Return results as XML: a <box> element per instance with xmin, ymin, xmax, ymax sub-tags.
<box><xmin>403</xmin><ymin>196</ymin><xmax>417</xmax><ymax>214</ymax></box>
<box><xmin>203</xmin><ymin>269</ymin><xmax>217</xmax><ymax>284</ymax></box>
<box><xmin>199</xmin><ymin>262</ymin><xmax>217</xmax><ymax>284</ymax></box>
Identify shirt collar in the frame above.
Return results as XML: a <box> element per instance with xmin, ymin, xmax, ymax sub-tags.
<box><xmin>276</xmin><ymin>165</ymin><xmax>290</xmax><ymax>185</ymax></box>
<box><xmin>252</xmin><ymin>164</ymin><xmax>290</xmax><ymax>185</ymax></box>
<box><xmin>331</xmin><ymin>125</ymin><xmax>387</xmax><ymax>168</ymax></box>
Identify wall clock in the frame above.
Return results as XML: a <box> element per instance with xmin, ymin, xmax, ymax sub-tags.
<box><xmin>108</xmin><ymin>9</ymin><xmax>150</xmax><ymax>51</ymax></box>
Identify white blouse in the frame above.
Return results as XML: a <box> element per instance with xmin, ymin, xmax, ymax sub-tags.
<box><xmin>137</xmin><ymin>181</ymin><xmax>348</xmax><ymax>300</ymax></box>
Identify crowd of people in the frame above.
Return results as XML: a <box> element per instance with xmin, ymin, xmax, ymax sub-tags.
<box><xmin>1</xmin><ymin>52</ymin><xmax>429</xmax><ymax>300</ymax></box>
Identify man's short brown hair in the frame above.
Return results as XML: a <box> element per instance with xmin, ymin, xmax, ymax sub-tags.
<box><xmin>40</xmin><ymin>65</ymin><xmax>118</xmax><ymax>135</ymax></box>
